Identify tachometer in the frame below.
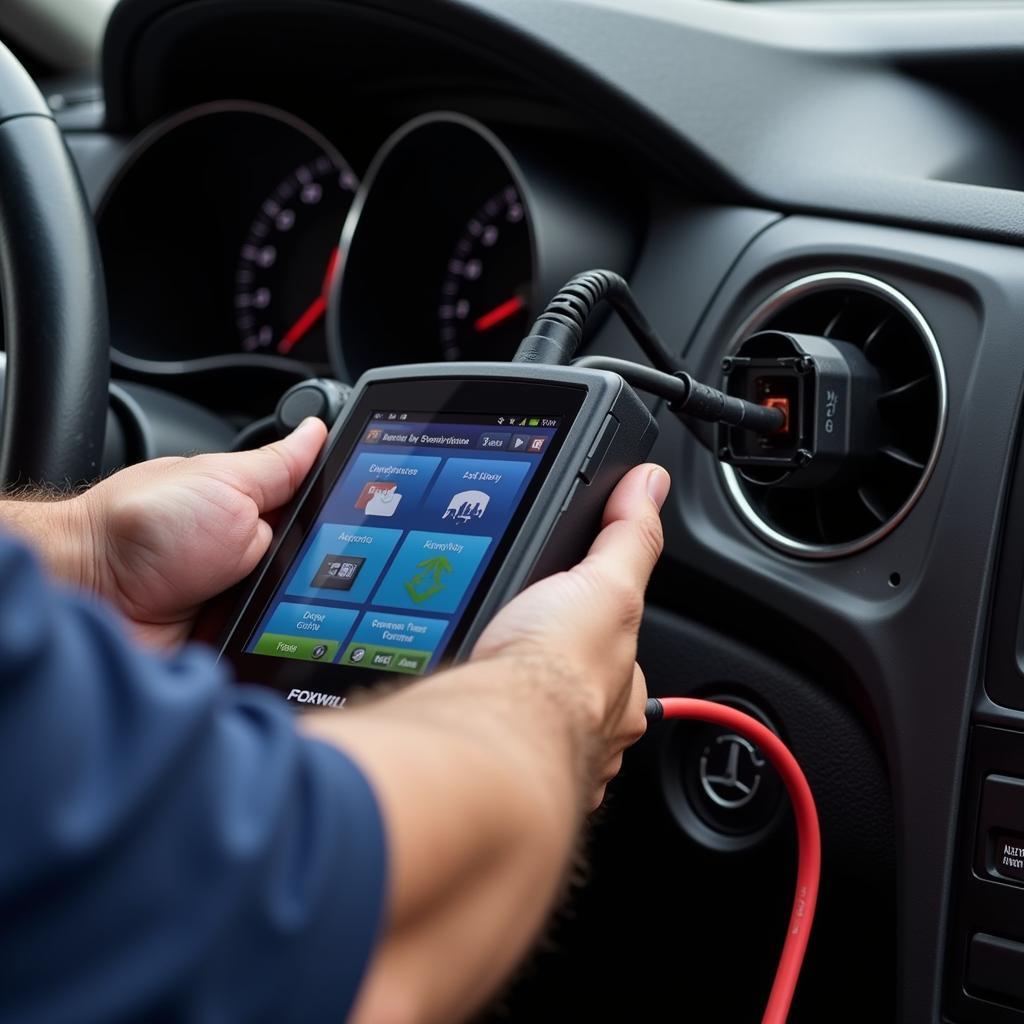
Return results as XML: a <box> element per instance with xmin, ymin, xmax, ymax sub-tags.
<box><xmin>235</xmin><ymin>154</ymin><xmax>357</xmax><ymax>361</ymax></box>
<box><xmin>438</xmin><ymin>185</ymin><xmax>531</xmax><ymax>360</ymax></box>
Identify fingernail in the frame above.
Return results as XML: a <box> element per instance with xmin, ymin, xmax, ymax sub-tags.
<box><xmin>295</xmin><ymin>417</ymin><xmax>324</xmax><ymax>435</ymax></box>
<box><xmin>647</xmin><ymin>467</ymin><xmax>670</xmax><ymax>509</ymax></box>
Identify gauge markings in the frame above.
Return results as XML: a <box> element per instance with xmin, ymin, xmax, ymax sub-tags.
<box><xmin>235</xmin><ymin>153</ymin><xmax>357</xmax><ymax>358</ymax></box>
<box><xmin>437</xmin><ymin>184</ymin><xmax>531</xmax><ymax>360</ymax></box>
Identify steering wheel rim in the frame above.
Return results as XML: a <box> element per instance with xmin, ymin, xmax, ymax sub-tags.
<box><xmin>0</xmin><ymin>41</ymin><xmax>109</xmax><ymax>487</ymax></box>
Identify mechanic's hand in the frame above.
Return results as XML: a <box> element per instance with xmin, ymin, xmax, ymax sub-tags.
<box><xmin>78</xmin><ymin>418</ymin><xmax>327</xmax><ymax>648</ymax></box>
<box><xmin>472</xmin><ymin>463</ymin><xmax>669</xmax><ymax>809</ymax></box>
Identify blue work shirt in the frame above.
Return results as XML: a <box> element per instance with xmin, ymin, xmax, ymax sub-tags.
<box><xmin>0</xmin><ymin>534</ymin><xmax>386</xmax><ymax>1023</ymax></box>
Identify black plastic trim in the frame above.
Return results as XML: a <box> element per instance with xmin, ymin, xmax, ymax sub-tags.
<box><xmin>103</xmin><ymin>0</ymin><xmax>1024</xmax><ymax>246</ymax></box>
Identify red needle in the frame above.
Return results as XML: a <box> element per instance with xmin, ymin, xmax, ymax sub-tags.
<box><xmin>474</xmin><ymin>295</ymin><xmax>525</xmax><ymax>333</ymax></box>
<box><xmin>277</xmin><ymin>247</ymin><xmax>341</xmax><ymax>355</ymax></box>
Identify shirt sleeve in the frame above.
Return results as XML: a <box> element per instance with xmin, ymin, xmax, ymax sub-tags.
<box><xmin>0</xmin><ymin>533</ymin><xmax>387</xmax><ymax>1024</ymax></box>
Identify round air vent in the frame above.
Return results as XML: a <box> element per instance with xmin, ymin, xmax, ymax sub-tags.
<box><xmin>720</xmin><ymin>273</ymin><xmax>947</xmax><ymax>558</ymax></box>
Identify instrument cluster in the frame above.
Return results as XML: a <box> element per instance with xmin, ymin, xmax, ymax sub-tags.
<box><xmin>98</xmin><ymin>103</ymin><xmax>638</xmax><ymax>381</ymax></box>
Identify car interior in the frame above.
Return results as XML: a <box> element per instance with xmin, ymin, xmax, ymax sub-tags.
<box><xmin>6</xmin><ymin>0</ymin><xmax>1024</xmax><ymax>1019</ymax></box>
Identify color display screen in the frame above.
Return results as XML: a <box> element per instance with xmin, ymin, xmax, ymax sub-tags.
<box><xmin>246</xmin><ymin>411</ymin><xmax>563</xmax><ymax>677</ymax></box>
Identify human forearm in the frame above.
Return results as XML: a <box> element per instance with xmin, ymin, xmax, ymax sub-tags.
<box><xmin>301</xmin><ymin>654</ymin><xmax>594</xmax><ymax>1024</ymax></box>
<box><xmin>0</xmin><ymin>494</ymin><xmax>99</xmax><ymax>591</ymax></box>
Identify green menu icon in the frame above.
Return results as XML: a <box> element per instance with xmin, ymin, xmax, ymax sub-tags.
<box><xmin>404</xmin><ymin>555</ymin><xmax>453</xmax><ymax>605</ymax></box>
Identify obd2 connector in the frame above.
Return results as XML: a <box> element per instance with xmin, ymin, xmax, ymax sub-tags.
<box><xmin>719</xmin><ymin>330</ymin><xmax>881</xmax><ymax>487</ymax></box>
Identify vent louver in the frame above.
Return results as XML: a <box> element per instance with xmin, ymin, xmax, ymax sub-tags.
<box><xmin>720</xmin><ymin>273</ymin><xmax>947</xmax><ymax>558</ymax></box>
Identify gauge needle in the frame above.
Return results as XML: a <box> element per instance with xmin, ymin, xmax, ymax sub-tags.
<box><xmin>474</xmin><ymin>295</ymin><xmax>525</xmax><ymax>333</ymax></box>
<box><xmin>277</xmin><ymin>247</ymin><xmax>341</xmax><ymax>355</ymax></box>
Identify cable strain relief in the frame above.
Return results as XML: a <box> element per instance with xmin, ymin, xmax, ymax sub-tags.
<box><xmin>644</xmin><ymin>697</ymin><xmax>665</xmax><ymax>722</ymax></box>
<box><xmin>513</xmin><ymin>317</ymin><xmax>580</xmax><ymax>366</ymax></box>
<box><xmin>671</xmin><ymin>371</ymin><xmax>726</xmax><ymax>423</ymax></box>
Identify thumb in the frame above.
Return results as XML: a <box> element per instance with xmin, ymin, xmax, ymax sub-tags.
<box><xmin>581</xmin><ymin>464</ymin><xmax>669</xmax><ymax>595</ymax></box>
<box><xmin>224</xmin><ymin>417</ymin><xmax>328</xmax><ymax>512</ymax></box>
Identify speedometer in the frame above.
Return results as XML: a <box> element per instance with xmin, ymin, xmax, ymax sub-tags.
<box><xmin>332</xmin><ymin>113</ymin><xmax>635</xmax><ymax>381</ymax></box>
<box><xmin>438</xmin><ymin>185</ymin><xmax>531</xmax><ymax>360</ymax></box>
<box><xmin>235</xmin><ymin>154</ymin><xmax>357</xmax><ymax>362</ymax></box>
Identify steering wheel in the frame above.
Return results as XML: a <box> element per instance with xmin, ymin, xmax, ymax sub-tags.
<box><xmin>0</xmin><ymin>42</ymin><xmax>108</xmax><ymax>486</ymax></box>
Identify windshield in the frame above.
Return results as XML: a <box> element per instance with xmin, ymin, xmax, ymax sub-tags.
<box><xmin>0</xmin><ymin>0</ymin><xmax>115</xmax><ymax>72</ymax></box>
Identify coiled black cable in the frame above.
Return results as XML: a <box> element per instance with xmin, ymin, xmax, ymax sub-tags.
<box><xmin>514</xmin><ymin>269</ymin><xmax>683</xmax><ymax>373</ymax></box>
<box><xmin>517</xmin><ymin>270</ymin><xmax>784</xmax><ymax>436</ymax></box>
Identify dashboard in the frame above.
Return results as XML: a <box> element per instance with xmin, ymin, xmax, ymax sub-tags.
<box><xmin>45</xmin><ymin>0</ymin><xmax>1024</xmax><ymax>1020</ymax></box>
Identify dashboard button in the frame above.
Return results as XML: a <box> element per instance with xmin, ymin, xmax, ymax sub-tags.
<box><xmin>978</xmin><ymin>774</ymin><xmax>1024</xmax><ymax>885</ymax></box>
<box><xmin>968</xmin><ymin>933</ymin><xmax>1024</xmax><ymax>1006</ymax></box>
<box><xmin>994</xmin><ymin>834</ymin><xmax>1024</xmax><ymax>882</ymax></box>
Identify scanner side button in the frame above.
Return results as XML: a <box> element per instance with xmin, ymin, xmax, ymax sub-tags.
<box><xmin>579</xmin><ymin>415</ymin><xmax>619</xmax><ymax>484</ymax></box>
<box><xmin>560</xmin><ymin>477</ymin><xmax>582</xmax><ymax>515</ymax></box>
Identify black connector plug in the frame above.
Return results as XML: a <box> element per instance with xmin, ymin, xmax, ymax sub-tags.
<box><xmin>671</xmin><ymin>371</ymin><xmax>786</xmax><ymax>436</ymax></box>
<box><xmin>719</xmin><ymin>331</ymin><xmax>881</xmax><ymax>486</ymax></box>
<box><xmin>644</xmin><ymin>697</ymin><xmax>665</xmax><ymax>722</ymax></box>
<box><xmin>573</xmin><ymin>355</ymin><xmax>785</xmax><ymax>437</ymax></box>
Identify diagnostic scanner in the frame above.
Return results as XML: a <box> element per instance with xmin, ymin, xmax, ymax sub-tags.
<box><xmin>219</xmin><ymin>362</ymin><xmax>657</xmax><ymax>704</ymax></box>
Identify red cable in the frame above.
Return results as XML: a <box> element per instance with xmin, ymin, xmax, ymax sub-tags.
<box><xmin>654</xmin><ymin>698</ymin><xmax>821</xmax><ymax>1024</ymax></box>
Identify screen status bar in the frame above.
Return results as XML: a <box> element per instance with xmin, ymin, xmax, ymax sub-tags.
<box><xmin>364</xmin><ymin>412</ymin><xmax>559</xmax><ymax>455</ymax></box>
<box><xmin>369</xmin><ymin>411</ymin><xmax>560</xmax><ymax>429</ymax></box>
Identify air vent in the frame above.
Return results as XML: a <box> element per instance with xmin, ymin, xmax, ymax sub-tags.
<box><xmin>720</xmin><ymin>273</ymin><xmax>947</xmax><ymax>558</ymax></box>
